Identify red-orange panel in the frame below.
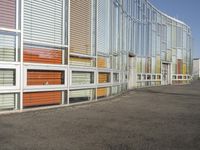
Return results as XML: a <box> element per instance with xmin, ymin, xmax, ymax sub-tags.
<box><xmin>24</xmin><ymin>48</ymin><xmax>62</xmax><ymax>64</ymax></box>
<box><xmin>177</xmin><ymin>59</ymin><xmax>183</xmax><ymax>75</ymax></box>
<box><xmin>27</xmin><ymin>71</ymin><xmax>63</xmax><ymax>85</ymax></box>
<box><xmin>23</xmin><ymin>91</ymin><xmax>61</xmax><ymax>107</ymax></box>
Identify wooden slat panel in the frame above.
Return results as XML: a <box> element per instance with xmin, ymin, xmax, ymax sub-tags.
<box><xmin>70</xmin><ymin>0</ymin><xmax>91</xmax><ymax>55</ymax></box>
<box><xmin>97</xmin><ymin>88</ymin><xmax>107</xmax><ymax>97</ymax></box>
<box><xmin>27</xmin><ymin>70</ymin><xmax>63</xmax><ymax>85</ymax></box>
<box><xmin>99</xmin><ymin>73</ymin><xmax>109</xmax><ymax>83</ymax></box>
<box><xmin>24</xmin><ymin>48</ymin><xmax>62</xmax><ymax>64</ymax></box>
<box><xmin>23</xmin><ymin>91</ymin><xmax>61</xmax><ymax>107</ymax></box>
<box><xmin>97</xmin><ymin>57</ymin><xmax>107</xmax><ymax>68</ymax></box>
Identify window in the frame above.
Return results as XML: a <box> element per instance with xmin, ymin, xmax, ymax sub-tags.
<box><xmin>0</xmin><ymin>34</ymin><xmax>16</xmax><ymax>62</ymax></box>
<box><xmin>72</xmin><ymin>71</ymin><xmax>94</xmax><ymax>85</ymax></box>
<box><xmin>147</xmin><ymin>75</ymin><xmax>151</xmax><ymax>80</ymax></box>
<box><xmin>113</xmin><ymin>73</ymin><xmax>119</xmax><ymax>82</ymax></box>
<box><xmin>97</xmin><ymin>87</ymin><xmax>110</xmax><ymax>98</ymax></box>
<box><xmin>0</xmin><ymin>0</ymin><xmax>16</xmax><ymax>29</ymax></box>
<box><xmin>24</xmin><ymin>0</ymin><xmax>65</xmax><ymax>45</ymax></box>
<box><xmin>0</xmin><ymin>69</ymin><xmax>15</xmax><ymax>86</ymax></box>
<box><xmin>97</xmin><ymin>0</ymin><xmax>110</xmax><ymax>54</ymax></box>
<box><xmin>70</xmin><ymin>0</ymin><xmax>92</xmax><ymax>55</ymax></box>
<box><xmin>137</xmin><ymin>74</ymin><xmax>141</xmax><ymax>80</ymax></box>
<box><xmin>69</xmin><ymin>89</ymin><xmax>95</xmax><ymax>104</ymax></box>
<box><xmin>112</xmin><ymin>86</ymin><xmax>119</xmax><ymax>95</ymax></box>
<box><xmin>157</xmin><ymin>75</ymin><xmax>161</xmax><ymax>80</ymax></box>
<box><xmin>97</xmin><ymin>56</ymin><xmax>110</xmax><ymax>68</ymax></box>
<box><xmin>152</xmin><ymin>75</ymin><xmax>156</xmax><ymax>80</ymax></box>
<box><xmin>23</xmin><ymin>91</ymin><xmax>61</xmax><ymax>107</ymax></box>
<box><xmin>0</xmin><ymin>93</ymin><xmax>17</xmax><ymax>110</ymax></box>
<box><xmin>27</xmin><ymin>70</ymin><xmax>64</xmax><ymax>86</ymax></box>
<box><xmin>98</xmin><ymin>72</ymin><xmax>111</xmax><ymax>83</ymax></box>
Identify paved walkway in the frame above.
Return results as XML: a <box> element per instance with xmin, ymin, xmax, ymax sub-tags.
<box><xmin>0</xmin><ymin>81</ymin><xmax>200</xmax><ymax>150</ymax></box>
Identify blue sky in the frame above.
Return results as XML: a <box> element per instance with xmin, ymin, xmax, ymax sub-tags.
<box><xmin>149</xmin><ymin>0</ymin><xmax>200</xmax><ymax>58</ymax></box>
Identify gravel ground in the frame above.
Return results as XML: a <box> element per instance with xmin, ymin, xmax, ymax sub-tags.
<box><xmin>0</xmin><ymin>81</ymin><xmax>200</xmax><ymax>150</ymax></box>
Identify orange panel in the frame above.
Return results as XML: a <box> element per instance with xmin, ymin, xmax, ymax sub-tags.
<box><xmin>99</xmin><ymin>73</ymin><xmax>109</xmax><ymax>83</ymax></box>
<box><xmin>24</xmin><ymin>48</ymin><xmax>62</xmax><ymax>64</ymax></box>
<box><xmin>177</xmin><ymin>59</ymin><xmax>183</xmax><ymax>75</ymax></box>
<box><xmin>27</xmin><ymin>70</ymin><xmax>63</xmax><ymax>85</ymax></box>
<box><xmin>23</xmin><ymin>91</ymin><xmax>61</xmax><ymax>107</ymax></box>
<box><xmin>97</xmin><ymin>57</ymin><xmax>107</xmax><ymax>68</ymax></box>
<box><xmin>70</xmin><ymin>57</ymin><xmax>91</xmax><ymax>62</ymax></box>
<box><xmin>97</xmin><ymin>88</ymin><xmax>107</xmax><ymax>97</ymax></box>
<box><xmin>70</xmin><ymin>0</ymin><xmax>91</xmax><ymax>55</ymax></box>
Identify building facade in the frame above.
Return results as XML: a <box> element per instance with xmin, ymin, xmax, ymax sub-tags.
<box><xmin>0</xmin><ymin>0</ymin><xmax>192</xmax><ymax>112</ymax></box>
<box><xmin>193</xmin><ymin>58</ymin><xmax>200</xmax><ymax>79</ymax></box>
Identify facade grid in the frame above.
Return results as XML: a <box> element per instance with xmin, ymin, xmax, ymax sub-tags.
<box><xmin>0</xmin><ymin>0</ymin><xmax>192</xmax><ymax>112</ymax></box>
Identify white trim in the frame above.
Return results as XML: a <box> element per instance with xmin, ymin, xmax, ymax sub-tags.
<box><xmin>69</xmin><ymin>85</ymin><xmax>96</xmax><ymax>90</ymax></box>
<box><xmin>0</xmin><ymin>28</ymin><xmax>21</xmax><ymax>33</ymax></box>
<box><xmin>70</xmin><ymin>53</ymin><xmax>96</xmax><ymax>58</ymax></box>
<box><xmin>20</xmin><ymin>0</ymin><xmax>24</xmax><ymax>111</ymax></box>
<box><xmin>0</xmin><ymin>64</ymin><xmax>20</xmax><ymax>94</ymax></box>
<box><xmin>70</xmin><ymin>66</ymin><xmax>96</xmax><ymax>72</ymax></box>
<box><xmin>69</xmin><ymin>69</ymin><xmax>96</xmax><ymax>86</ymax></box>
<box><xmin>24</xmin><ymin>40</ymin><xmax>69</xmax><ymax>48</ymax></box>
<box><xmin>23</xmin><ymin>64</ymin><xmax>68</xmax><ymax>89</ymax></box>
<box><xmin>24</xmin><ymin>63</ymin><xmax>68</xmax><ymax>68</ymax></box>
<box><xmin>67</xmin><ymin>0</ymin><xmax>71</xmax><ymax>105</ymax></box>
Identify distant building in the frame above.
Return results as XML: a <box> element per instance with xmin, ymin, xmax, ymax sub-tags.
<box><xmin>193</xmin><ymin>58</ymin><xmax>200</xmax><ymax>79</ymax></box>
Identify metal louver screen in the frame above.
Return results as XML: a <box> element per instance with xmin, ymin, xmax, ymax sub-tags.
<box><xmin>112</xmin><ymin>86</ymin><xmax>118</xmax><ymax>95</ymax></box>
<box><xmin>0</xmin><ymin>69</ymin><xmax>15</xmax><ymax>86</ymax></box>
<box><xmin>0</xmin><ymin>0</ymin><xmax>16</xmax><ymax>29</ymax></box>
<box><xmin>24</xmin><ymin>0</ymin><xmax>63</xmax><ymax>45</ymax></box>
<box><xmin>97</xmin><ymin>0</ymin><xmax>110</xmax><ymax>54</ymax></box>
<box><xmin>0</xmin><ymin>34</ymin><xmax>15</xmax><ymax>61</ymax></box>
<box><xmin>0</xmin><ymin>93</ymin><xmax>15</xmax><ymax>110</ymax></box>
<box><xmin>70</xmin><ymin>0</ymin><xmax>91</xmax><ymax>55</ymax></box>
<box><xmin>70</xmin><ymin>89</ymin><xmax>93</xmax><ymax>98</ymax></box>
<box><xmin>72</xmin><ymin>71</ymin><xmax>94</xmax><ymax>85</ymax></box>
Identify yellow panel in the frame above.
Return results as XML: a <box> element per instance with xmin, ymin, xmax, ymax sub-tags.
<box><xmin>97</xmin><ymin>56</ymin><xmax>107</xmax><ymax>68</ymax></box>
<box><xmin>70</xmin><ymin>57</ymin><xmax>93</xmax><ymax>67</ymax></box>
<box><xmin>97</xmin><ymin>88</ymin><xmax>107</xmax><ymax>97</ymax></box>
<box><xmin>156</xmin><ymin>56</ymin><xmax>161</xmax><ymax>73</ymax></box>
<box><xmin>183</xmin><ymin>63</ymin><xmax>187</xmax><ymax>75</ymax></box>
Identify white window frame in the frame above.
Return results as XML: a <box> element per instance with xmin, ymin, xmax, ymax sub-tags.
<box><xmin>23</xmin><ymin>63</ymin><xmax>68</xmax><ymax>92</ymax></box>
<box><xmin>0</xmin><ymin>63</ymin><xmax>20</xmax><ymax>93</ymax></box>
<box><xmin>69</xmin><ymin>67</ymin><xmax>96</xmax><ymax>90</ymax></box>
